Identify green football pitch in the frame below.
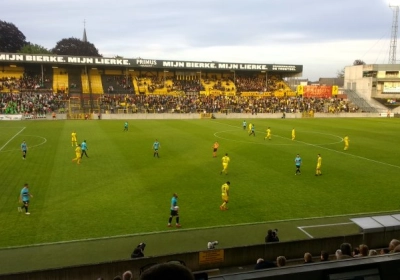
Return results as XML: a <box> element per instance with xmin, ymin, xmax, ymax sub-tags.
<box><xmin>1</xmin><ymin>117</ymin><xmax>400</xmax><ymax>256</ymax></box>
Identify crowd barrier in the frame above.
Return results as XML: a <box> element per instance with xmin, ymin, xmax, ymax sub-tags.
<box><xmin>1</xmin><ymin>230</ymin><xmax>399</xmax><ymax>280</ymax></box>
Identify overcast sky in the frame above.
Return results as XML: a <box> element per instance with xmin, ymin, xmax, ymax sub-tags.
<box><xmin>2</xmin><ymin>0</ymin><xmax>398</xmax><ymax>80</ymax></box>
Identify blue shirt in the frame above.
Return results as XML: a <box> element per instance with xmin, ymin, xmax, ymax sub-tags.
<box><xmin>171</xmin><ymin>196</ymin><xmax>177</xmax><ymax>210</ymax></box>
<box><xmin>21</xmin><ymin>187</ymin><xmax>30</xmax><ymax>202</ymax></box>
<box><xmin>295</xmin><ymin>156</ymin><xmax>302</xmax><ymax>166</ymax></box>
<box><xmin>21</xmin><ymin>142</ymin><xmax>27</xmax><ymax>151</ymax></box>
<box><xmin>243</xmin><ymin>121</ymin><xmax>247</xmax><ymax>127</ymax></box>
<box><xmin>153</xmin><ymin>141</ymin><xmax>160</xmax><ymax>150</ymax></box>
<box><xmin>81</xmin><ymin>142</ymin><xmax>87</xmax><ymax>151</ymax></box>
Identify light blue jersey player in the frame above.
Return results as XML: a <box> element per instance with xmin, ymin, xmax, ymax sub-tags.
<box><xmin>153</xmin><ymin>139</ymin><xmax>160</xmax><ymax>158</ymax></box>
<box><xmin>21</xmin><ymin>140</ymin><xmax>28</xmax><ymax>159</ymax></box>
<box><xmin>81</xmin><ymin>140</ymin><xmax>89</xmax><ymax>158</ymax></box>
<box><xmin>295</xmin><ymin>154</ymin><xmax>302</xmax><ymax>175</ymax></box>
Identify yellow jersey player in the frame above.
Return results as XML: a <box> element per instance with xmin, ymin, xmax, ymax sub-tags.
<box><xmin>220</xmin><ymin>181</ymin><xmax>230</xmax><ymax>211</ymax></box>
<box><xmin>292</xmin><ymin>128</ymin><xmax>296</xmax><ymax>141</ymax></box>
<box><xmin>72</xmin><ymin>145</ymin><xmax>82</xmax><ymax>165</ymax></box>
<box><xmin>264</xmin><ymin>127</ymin><xmax>271</xmax><ymax>140</ymax></box>
<box><xmin>344</xmin><ymin>136</ymin><xmax>349</xmax><ymax>150</ymax></box>
<box><xmin>220</xmin><ymin>153</ymin><xmax>230</xmax><ymax>175</ymax></box>
<box><xmin>71</xmin><ymin>131</ymin><xmax>77</xmax><ymax>147</ymax></box>
<box><xmin>315</xmin><ymin>154</ymin><xmax>322</xmax><ymax>176</ymax></box>
<box><xmin>248</xmin><ymin>123</ymin><xmax>252</xmax><ymax>134</ymax></box>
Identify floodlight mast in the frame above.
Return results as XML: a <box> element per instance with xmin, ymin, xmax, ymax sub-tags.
<box><xmin>389</xmin><ymin>5</ymin><xmax>399</xmax><ymax>64</ymax></box>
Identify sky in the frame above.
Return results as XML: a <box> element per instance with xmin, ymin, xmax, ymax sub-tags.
<box><xmin>2</xmin><ymin>0</ymin><xmax>398</xmax><ymax>80</ymax></box>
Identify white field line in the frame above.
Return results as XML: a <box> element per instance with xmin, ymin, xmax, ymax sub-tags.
<box><xmin>3</xmin><ymin>210</ymin><xmax>399</xmax><ymax>250</ymax></box>
<box><xmin>298</xmin><ymin>222</ymin><xmax>354</xmax><ymax>239</ymax></box>
<box><xmin>0</xmin><ymin>127</ymin><xmax>25</xmax><ymax>151</ymax></box>
<box><xmin>211</xmin><ymin>121</ymin><xmax>400</xmax><ymax>169</ymax></box>
<box><xmin>2</xmin><ymin>122</ymin><xmax>399</xmax><ymax>249</ymax></box>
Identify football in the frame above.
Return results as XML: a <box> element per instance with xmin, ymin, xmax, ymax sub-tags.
<box><xmin>174</xmin><ymin>206</ymin><xmax>179</xmax><ymax>210</ymax></box>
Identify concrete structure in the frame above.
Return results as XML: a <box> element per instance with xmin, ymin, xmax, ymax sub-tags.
<box><xmin>344</xmin><ymin>64</ymin><xmax>400</xmax><ymax>112</ymax></box>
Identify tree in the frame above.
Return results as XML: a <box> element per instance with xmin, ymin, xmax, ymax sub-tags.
<box><xmin>336</xmin><ymin>68</ymin><xmax>345</xmax><ymax>78</ymax></box>
<box><xmin>52</xmin><ymin>37</ymin><xmax>101</xmax><ymax>57</ymax></box>
<box><xmin>0</xmin><ymin>20</ymin><xmax>27</xmax><ymax>52</ymax></box>
<box><xmin>18</xmin><ymin>43</ymin><xmax>52</xmax><ymax>54</ymax></box>
<box><xmin>353</xmin><ymin>59</ymin><xmax>366</xmax><ymax>66</ymax></box>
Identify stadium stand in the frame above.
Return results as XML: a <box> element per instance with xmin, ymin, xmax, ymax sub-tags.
<box><xmin>52</xmin><ymin>68</ymin><xmax>68</xmax><ymax>94</ymax></box>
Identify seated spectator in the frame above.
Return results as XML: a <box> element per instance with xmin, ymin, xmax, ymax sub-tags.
<box><xmin>369</xmin><ymin>250</ymin><xmax>378</xmax><ymax>256</ymax></box>
<box><xmin>139</xmin><ymin>263</ymin><xmax>194</xmax><ymax>280</ymax></box>
<box><xmin>276</xmin><ymin>256</ymin><xmax>286</xmax><ymax>267</ymax></box>
<box><xmin>122</xmin><ymin>270</ymin><xmax>133</xmax><ymax>280</ymax></box>
<box><xmin>254</xmin><ymin>258</ymin><xmax>276</xmax><ymax>270</ymax></box>
<box><xmin>265</xmin><ymin>229</ymin><xmax>279</xmax><ymax>243</ymax></box>
<box><xmin>355</xmin><ymin>244</ymin><xmax>369</xmax><ymax>257</ymax></box>
<box><xmin>304</xmin><ymin>252</ymin><xmax>313</xmax><ymax>263</ymax></box>
<box><xmin>389</xmin><ymin>239</ymin><xmax>400</xmax><ymax>253</ymax></box>
<box><xmin>352</xmin><ymin>247</ymin><xmax>360</xmax><ymax>257</ymax></box>
<box><xmin>380</xmin><ymin>248</ymin><xmax>390</xmax><ymax>255</ymax></box>
<box><xmin>320</xmin><ymin>250</ymin><xmax>329</xmax><ymax>261</ymax></box>
<box><xmin>339</xmin><ymin>243</ymin><xmax>353</xmax><ymax>259</ymax></box>
<box><xmin>335</xmin><ymin>249</ymin><xmax>342</xmax><ymax>260</ymax></box>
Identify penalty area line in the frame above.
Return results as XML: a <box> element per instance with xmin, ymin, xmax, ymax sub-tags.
<box><xmin>298</xmin><ymin>222</ymin><xmax>354</xmax><ymax>239</ymax></box>
<box><xmin>0</xmin><ymin>127</ymin><xmax>26</xmax><ymax>151</ymax></box>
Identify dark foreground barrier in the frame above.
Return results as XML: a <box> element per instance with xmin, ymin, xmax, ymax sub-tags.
<box><xmin>210</xmin><ymin>254</ymin><xmax>400</xmax><ymax>280</ymax></box>
<box><xmin>1</xmin><ymin>230</ymin><xmax>399</xmax><ymax>280</ymax></box>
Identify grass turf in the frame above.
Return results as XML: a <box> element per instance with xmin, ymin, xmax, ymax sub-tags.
<box><xmin>1</xmin><ymin>117</ymin><xmax>400</xmax><ymax>250</ymax></box>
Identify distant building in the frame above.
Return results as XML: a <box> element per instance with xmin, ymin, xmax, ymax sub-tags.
<box><xmin>345</xmin><ymin>64</ymin><xmax>400</xmax><ymax>109</ymax></box>
<box><xmin>319</xmin><ymin>78</ymin><xmax>344</xmax><ymax>87</ymax></box>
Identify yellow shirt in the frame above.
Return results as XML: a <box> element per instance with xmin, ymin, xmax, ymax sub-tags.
<box><xmin>75</xmin><ymin>146</ymin><xmax>81</xmax><ymax>155</ymax></box>
<box><xmin>317</xmin><ymin>156</ymin><xmax>322</xmax><ymax>166</ymax></box>
<box><xmin>222</xmin><ymin>156</ymin><xmax>230</xmax><ymax>164</ymax></box>
<box><xmin>71</xmin><ymin>132</ymin><xmax>77</xmax><ymax>139</ymax></box>
<box><xmin>344</xmin><ymin>136</ymin><xmax>349</xmax><ymax>144</ymax></box>
<box><xmin>267</xmin><ymin>128</ymin><xmax>271</xmax><ymax>135</ymax></box>
<box><xmin>221</xmin><ymin>183</ymin><xmax>229</xmax><ymax>196</ymax></box>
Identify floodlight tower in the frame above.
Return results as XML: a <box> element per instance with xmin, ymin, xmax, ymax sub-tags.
<box><xmin>389</xmin><ymin>4</ymin><xmax>399</xmax><ymax>64</ymax></box>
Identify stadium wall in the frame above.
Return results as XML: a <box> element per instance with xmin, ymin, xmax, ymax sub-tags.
<box><xmin>29</xmin><ymin>112</ymin><xmax>399</xmax><ymax>121</ymax></box>
<box><xmin>1</xmin><ymin>230</ymin><xmax>399</xmax><ymax>280</ymax></box>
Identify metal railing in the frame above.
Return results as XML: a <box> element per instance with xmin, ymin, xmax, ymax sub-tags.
<box><xmin>343</xmin><ymin>89</ymin><xmax>379</xmax><ymax>113</ymax></box>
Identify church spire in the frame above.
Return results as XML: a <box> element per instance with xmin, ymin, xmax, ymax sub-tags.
<box><xmin>82</xmin><ymin>19</ymin><xmax>87</xmax><ymax>42</ymax></box>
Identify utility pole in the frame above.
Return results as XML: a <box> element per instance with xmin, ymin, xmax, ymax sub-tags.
<box><xmin>389</xmin><ymin>5</ymin><xmax>399</xmax><ymax>64</ymax></box>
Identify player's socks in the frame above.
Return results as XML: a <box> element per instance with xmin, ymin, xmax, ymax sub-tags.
<box><xmin>176</xmin><ymin>217</ymin><xmax>180</xmax><ymax>224</ymax></box>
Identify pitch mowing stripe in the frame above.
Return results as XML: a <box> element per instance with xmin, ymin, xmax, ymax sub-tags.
<box><xmin>0</xmin><ymin>127</ymin><xmax>25</xmax><ymax>151</ymax></box>
<box><xmin>2</xmin><ymin>209</ymin><xmax>399</xmax><ymax>250</ymax></box>
<box><xmin>211</xmin><ymin>120</ymin><xmax>400</xmax><ymax>169</ymax></box>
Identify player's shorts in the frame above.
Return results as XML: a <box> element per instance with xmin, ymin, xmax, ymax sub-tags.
<box><xmin>223</xmin><ymin>163</ymin><xmax>228</xmax><ymax>169</ymax></box>
<box><xmin>213</xmin><ymin>148</ymin><xmax>217</xmax><ymax>152</ymax></box>
<box><xmin>22</xmin><ymin>150</ymin><xmax>27</xmax><ymax>155</ymax></box>
<box><xmin>22</xmin><ymin>200</ymin><xmax>29</xmax><ymax>205</ymax></box>
<box><xmin>170</xmin><ymin>210</ymin><xmax>178</xmax><ymax>216</ymax></box>
<box><xmin>296</xmin><ymin>165</ymin><xmax>300</xmax><ymax>168</ymax></box>
<box><xmin>222</xmin><ymin>195</ymin><xmax>229</xmax><ymax>203</ymax></box>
